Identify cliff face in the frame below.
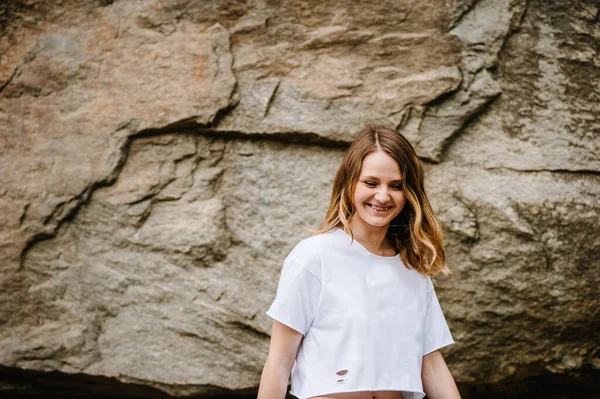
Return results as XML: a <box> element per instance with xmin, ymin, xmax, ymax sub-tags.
<box><xmin>1</xmin><ymin>0</ymin><xmax>598</xmax><ymax>397</ymax></box>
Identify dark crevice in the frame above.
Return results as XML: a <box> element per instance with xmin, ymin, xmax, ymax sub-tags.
<box><xmin>483</xmin><ymin>166</ymin><xmax>600</xmax><ymax>176</ymax></box>
<box><xmin>0</xmin><ymin>66</ymin><xmax>19</xmax><ymax>96</ymax></box>
<box><xmin>204</xmin><ymin>129</ymin><xmax>350</xmax><ymax>149</ymax></box>
<box><xmin>131</xmin><ymin>118</ymin><xmax>213</xmax><ymax>139</ymax></box>
<box><xmin>18</xmin><ymin>231</ymin><xmax>55</xmax><ymax>271</ymax></box>
<box><xmin>0</xmin><ymin>366</ymin><xmax>169</xmax><ymax>398</ymax></box>
<box><xmin>98</xmin><ymin>0</ymin><xmax>116</xmax><ymax>7</ymax></box>
<box><xmin>455</xmin><ymin>194</ymin><xmax>481</xmax><ymax>244</ymax></box>
<box><xmin>456</xmin><ymin>367</ymin><xmax>600</xmax><ymax>399</ymax></box>
<box><xmin>18</xmin><ymin>203</ymin><xmax>29</xmax><ymax>227</ymax></box>
<box><xmin>169</xmin><ymin>327</ymin><xmax>205</xmax><ymax>341</ymax></box>
<box><xmin>262</xmin><ymin>80</ymin><xmax>280</xmax><ymax>118</ymax></box>
<box><xmin>0</xmin><ymin>365</ymin><xmax>258</xmax><ymax>399</ymax></box>
<box><xmin>135</xmin><ymin>126</ymin><xmax>351</xmax><ymax>149</ymax></box>
<box><xmin>225</xmin><ymin>320</ymin><xmax>271</xmax><ymax>340</ymax></box>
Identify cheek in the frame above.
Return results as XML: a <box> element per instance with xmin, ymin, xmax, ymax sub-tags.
<box><xmin>353</xmin><ymin>186</ymin><xmax>368</xmax><ymax>203</ymax></box>
<box><xmin>395</xmin><ymin>192</ymin><xmax>407</xmax><ymax>207</ymax></box>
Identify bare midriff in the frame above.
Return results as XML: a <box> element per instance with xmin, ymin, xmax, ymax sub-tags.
<box><xmin>309</xmin><ymin>391</ymin><xmax>404</xmax><ymax>399</ymax></box>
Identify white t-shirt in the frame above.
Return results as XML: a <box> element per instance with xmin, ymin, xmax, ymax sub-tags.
<box><xmin>266</xmin><ymin>227</ymin><xmax>455</xmax><ymax>399</ymax></box>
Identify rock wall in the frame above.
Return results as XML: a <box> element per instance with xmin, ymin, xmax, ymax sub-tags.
<box><xmin>0</xmin><ymin>0</ymin><xmax>599</xmax><ymax>397</ymax></box>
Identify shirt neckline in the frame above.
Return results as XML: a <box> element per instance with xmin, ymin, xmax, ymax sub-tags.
<box><xmin>333</xmin><ymin>227</ymin><xmax>401</xmax><ymax>261</ymax></box>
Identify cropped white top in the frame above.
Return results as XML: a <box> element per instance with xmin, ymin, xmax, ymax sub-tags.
<box><xmin>266</xmin><ymin>227</ymin><xmax>455</xmax><ymax>399</ymax></box>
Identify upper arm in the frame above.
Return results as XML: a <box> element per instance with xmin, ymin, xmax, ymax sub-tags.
<box><xmin>266</xmin><ymin>258</ymin><xmax>322</xmax><ymax>336</ymax></box>
<box><xmin>267</xmin><ymin>319</ymin><xmax>304</xmax><ymax>372</ymax></box>
<box><xmin>423</xmin><ymin>277</ymin><xmax>455</xmax><ymax>356</ymax></box>
<box><xmin>264</xmin><ymin>248</ymin><xmax>322</xmax><ymax>370</ymax></box>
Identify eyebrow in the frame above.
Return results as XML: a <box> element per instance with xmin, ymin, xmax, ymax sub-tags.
<box><xmin>361</xmin><ymin>176</ymin><xmax>403</xmax><ymax>183</ymax></box>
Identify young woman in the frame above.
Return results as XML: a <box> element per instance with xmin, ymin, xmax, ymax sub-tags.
<box><xmin>257</xmin><ymin>125</ymin><xmax>461</xmax><ymax>399</ymax></box>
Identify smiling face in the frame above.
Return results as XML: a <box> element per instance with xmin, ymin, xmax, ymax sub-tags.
<box><xmin>350</xmin><ymin>150</ymin><xmax>406</xmax><ymax>231</ymax></box>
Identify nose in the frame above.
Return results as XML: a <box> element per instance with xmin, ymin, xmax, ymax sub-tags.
<box><xmin>374</xmin><ymin>186</ymin><xmax>391</xmax><ymax>202</ymax></box>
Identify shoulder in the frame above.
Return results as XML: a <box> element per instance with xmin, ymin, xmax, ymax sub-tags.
<box><xmin>285</xmin><ymin>229</ymin><xmax>339</xmax><ymax>278</ymax></box>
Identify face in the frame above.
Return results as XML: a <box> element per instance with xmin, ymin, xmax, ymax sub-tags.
<box><xmin>351</xmin><ymin>150</ymin><xmax>406</xmax><ymax>230</ymax></box>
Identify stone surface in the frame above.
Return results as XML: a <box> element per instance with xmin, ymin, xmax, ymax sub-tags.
<box><xmin>0</xmin><ymin>0</ymin><xmax>599</xmax><ymax>398</ymax></box>
<box><xmin>215</xmin><ymin>0</ymin><xmax>464</xmax><ymax>146</ymax></box>
<box><xmin>446</xmin><ymin>0</ymin><xmax>600</xmax><ymax>171</ymax></box>
<box><xmin>0</xmin><ymin>0</ymin><xmax>236</xmax><ymax>275</ymax></box>
<box><xmin>427</xmin><ymin>165</ymin><xmax>600</xmax><ymax>387</ymax></box>
<box><xmin>4</xmin><ymin>134</ymin><xmax>342</xmax><ymax>395</ymax></box>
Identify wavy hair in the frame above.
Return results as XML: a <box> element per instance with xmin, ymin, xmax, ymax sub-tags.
<box><xmin>315</xmin><ymin>125</ymin><xmax>451</xmax><ymax>277</ymax></box>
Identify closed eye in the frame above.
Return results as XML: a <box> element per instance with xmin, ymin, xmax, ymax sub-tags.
<box><xmin>363</xmin><ymin>181</ymin><xmax>402</xmax><ymax>189</ymax></box>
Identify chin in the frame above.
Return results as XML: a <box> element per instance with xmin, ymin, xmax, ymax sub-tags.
<box><xmin>360</xmin><ymin>216</ymin><xmax>393</xmax><ymax>228</ymax></box>
<box><xmin>370</xmin><ymin>221</ymin><xmax>392</xmax><ymax>228</ymax></box>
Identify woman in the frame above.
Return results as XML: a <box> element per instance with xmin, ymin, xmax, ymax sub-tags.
<box><xmin>257</xmin><ymin>125</ymin><xmax>461</xmax><ymax>399</ymax></box>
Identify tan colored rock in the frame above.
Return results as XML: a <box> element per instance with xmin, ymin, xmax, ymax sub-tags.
<box><xmin>217</xmin><ymin>12</ymin><xmax>463</xmax><ymax>142</ymax></box>
<box><xmin>0</xmin><ymin>0</ymin><xmax>236</xmax><ymax>275</ymax></box>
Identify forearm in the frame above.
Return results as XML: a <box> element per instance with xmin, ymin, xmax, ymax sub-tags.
<box><xmin>257</xmin><ymin>358</ymin><xmax>292</xmax><ymax>399</ymax></box>
<box><xmin>422</xmin><ymin>351</ymin><xmax>461</xmax><ymax>399</ymax></box>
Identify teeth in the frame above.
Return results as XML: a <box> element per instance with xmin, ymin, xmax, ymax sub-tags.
<box><xmin>369</xmin><ymin>204</ymin><xmax>390</xmax><ymax>211</ymax></box>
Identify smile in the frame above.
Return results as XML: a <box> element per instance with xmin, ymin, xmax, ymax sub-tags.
<box><xmin>367</xmin><ymin>204</ymin><xmax>392</xmax><ymax>212</ymax></box>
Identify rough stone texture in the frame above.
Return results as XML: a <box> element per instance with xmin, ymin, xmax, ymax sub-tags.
<box><xmin>0</xmin><ymin>0</ymin><xmax>599</xmax><ymax>397</ymax></box>
<box><xmin>0</xmin><ymin>0</ymin><xmax>236</xmax><ymax>281</ymax></box>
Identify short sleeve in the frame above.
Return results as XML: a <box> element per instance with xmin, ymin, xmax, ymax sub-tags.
<box><xmin>266</xmin><ymin>259</ymin><xmax>321</xmax><ymax>336</ymax></box>
<box><xmin>423</xmin><ymin>278</ymin><xmax>455</xmax><ymax>356</ymax></box>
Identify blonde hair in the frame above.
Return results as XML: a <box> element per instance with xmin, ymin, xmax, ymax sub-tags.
<box><xmin>315</xmin><ymin>125</ymin><xmax>451</xmax><ymax>277</ymax></box>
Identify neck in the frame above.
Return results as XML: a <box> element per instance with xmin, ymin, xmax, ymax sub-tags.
<box><xmin>346</xmin><ymin>218</ymin><xmax>394</xmax><ymax>256</ymax></box>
